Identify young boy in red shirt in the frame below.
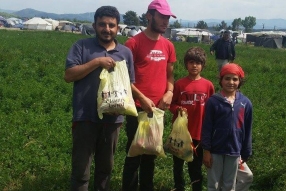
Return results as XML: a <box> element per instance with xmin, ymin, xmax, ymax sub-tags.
<box><xmin>170</xmin><ymin>47</ymin><xmax>214</xmax><ymax>191</ymax></box>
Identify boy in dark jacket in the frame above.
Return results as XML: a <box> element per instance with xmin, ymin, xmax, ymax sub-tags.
<box><xmin>201</xmin><ymin>63</ymin><xmax>252</xmax><ymax>191</ymax></box>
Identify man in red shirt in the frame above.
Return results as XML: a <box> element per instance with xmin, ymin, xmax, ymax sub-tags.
<box><xmin>122</xmin><ymin>0</ymin><xmax>177</xmax><ymax>190</ymax></box>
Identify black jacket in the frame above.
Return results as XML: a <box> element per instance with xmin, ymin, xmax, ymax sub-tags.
<box><xmin>210</xmin><ymin>38</ymin><xmax>236</xmax><ymax>60</ymax></box>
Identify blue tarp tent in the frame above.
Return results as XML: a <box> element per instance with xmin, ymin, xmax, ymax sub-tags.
<box><xmin>0</xmin><ymin>16</ymin><xmax>8</xmax><ymax>26</ymax></box>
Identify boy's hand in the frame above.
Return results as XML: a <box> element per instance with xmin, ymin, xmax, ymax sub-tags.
<box><xmin>177</xmin><ymin>106</ymin><xmax>187</xmax><ymax>116</ymax></box>
<box><xmin>203</xmin><ymin>150</ymin><xmax>212</xmax><ymax>168</ymax></box>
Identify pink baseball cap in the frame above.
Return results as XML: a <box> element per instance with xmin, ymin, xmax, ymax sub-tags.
<box><xmin>148</xmin><ymin>0</ymin><xmax>176</xmax><ymax>18</ymax></box>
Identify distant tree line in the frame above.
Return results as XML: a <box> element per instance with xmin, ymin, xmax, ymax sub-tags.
<box><xmin>122</xmin><ymin>10</ymin><xmax>256</xmax><ymax>32</ymax></box>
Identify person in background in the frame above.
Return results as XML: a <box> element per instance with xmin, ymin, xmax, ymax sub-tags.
<box><xmin>64</xmin><ymin>6</ymin><xmax>135</xmax><ymax>191</ymax></box>
<box><xmin>169</xmin><ymin>47</ymin><xmax>215</xmax><ymax>191</ymax></box>
<box><xmin>201</xmin><ymin>63</ymin><xmax>253</xmax><ymax>191</ymax></box>
<box><xmin>121</xmin><ymin>0</ymin><xmax>177</xmax><ymax>190</ymax></box>
<box><xmin>210</xmin><ymin>30</ymin><xmax>236</xmax><ymax>72</ymax></box>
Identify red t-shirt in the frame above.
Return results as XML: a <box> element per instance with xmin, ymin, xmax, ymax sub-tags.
<box><xmin>170</xmin><ymin>77</ymin><xmax>215</xmax><ymax>140</ymax></box>
<box><xmin>125</xmin><ymin>32</ymin><xmax>176</xmax><ymax>106</ymax></box>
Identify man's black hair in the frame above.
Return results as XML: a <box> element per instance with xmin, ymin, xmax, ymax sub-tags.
<box><xmin>147</xmin><ymin>9</ymin><xmax>156</xmax><ymax>16</ymax></box>
<box><xmin>224</xmin><ymin>30</ymin><xmax>230</xmax><ymax>34</ymax></box>
<box><xmin>94</xmin><ymin>6</ymin><xmax>120</xmax><ymax>24</ymax></box>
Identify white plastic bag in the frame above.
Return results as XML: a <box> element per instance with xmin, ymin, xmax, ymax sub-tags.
<box><xmin>128</xmin><ymin>108</ymin><xmax>166</xmax><ymax>157</ymax></box>
<box><xmin>97</xmin><ymin>60</ymin><xmax>137</xmax><ymax>119</ymax></box>
<box><xmin>164</xmin><ymin>111</ymin><xmax>193</xmax><ymax>162</ymax></box>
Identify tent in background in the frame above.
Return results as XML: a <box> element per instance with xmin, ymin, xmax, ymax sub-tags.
<box><xmin>44</xmin><ymin>18</ymin><xmax>59</xmax><ymax>30</ymax></box>
<box><xmin>174</xmin><ymin>28</ymin><xmax>213</xmax><ymax>43</ymax></box>
<box><xmin>6</xmin><ymin>17</ymin><xmax>23</xmax><ymax>29</ymax></box>
<box><xmin>6</xmin><ymin>17</ymin><xmax>23</xmax><ymax>25</ymax></box>
<box><xmin>0</xmin><ymin>16</ymin><xmax>7</xmax><ymax>26</ymax></box>
<box><xmin>254</xmin><ymin>36</ymin><xmax>283</xmax><ymax>49</ymax></box>
<box><xmin>118</xmin><ymin>24</ymin><xmax>127</xmax><ymax>34</ymax></box>
<box><xmin>246</xmin><ymin>31</ymin><xmax>286</xmax><ymax>49</ymax></box>
<box><xmin>23</xmin><ymin>17</ymin><xmax>52</xmax><ymax>30</ymax></box>
<box><xmin>61</xmin><ymin>24</ymin><xmax>73</xmax><ymax>32</ymax></box>
<box><xmin>121</xmin><ymin>25</ymin><xmax>145</xmax><ymax>37</ymax></box>
<box><xmin>58</xmin><ymin>20</ymin><xmax>74</xmax><ymax>29</ymax></box>
<box><xmin>282</xmin><ymin>36</ymin><xmax>286</xmax><ymax>48</ymax></box>
<box><xmin>81</xmin><ymin>24</ymin><xmax>95</xmax><ymax>36</ymax></box>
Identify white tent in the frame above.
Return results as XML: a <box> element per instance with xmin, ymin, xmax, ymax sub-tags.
<box><xmin>174</xmin><ymin>28</ymin><xmax>213</xmax><ymax>42</ymax></box>
<box><xmin>58</xmin><ymin>20</ymin><xmax>74</xmax><ymax>29</ymax></box>
<box><xmin>6</xmin><ymin>17</ymin><xmax>23</xmax><ymax>26</ymax></box>
<box><xmin>59</xmin><ymin>20</ymin><xmax>74</xmax><ymax>25</ymax></box>
<box><xmin>44</xmin><ymin>18</ymin><xmax>59</xmax><ymax>30</ymax></box>
<box><xmin>23</xmin><ymin>17</ymin><xmax>52</xmax><ymax>30</ymax></box>
<box><xmin>176</xmin><ymin>28</ymin><xmax>212</xmax><ymax>36</ymax></box>
<box><xmin>118</xmin><ymin>24</ymin><xmax>127</xmax><ymax>30</ymax></box>
<box><xmin>0</xmin><ymin>16</ymin><xmax>7</xmax><ymax>26</ymax></box>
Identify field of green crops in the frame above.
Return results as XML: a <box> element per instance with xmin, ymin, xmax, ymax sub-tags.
<box><xmin>0</xmin><ymin>30</ymin><xmax>286</xmax><ymax>191</ymax></box>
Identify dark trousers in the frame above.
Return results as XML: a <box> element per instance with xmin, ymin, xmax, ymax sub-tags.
<box><xmin>122</xmin><ymin>114</ymin><xmax>156</xmax><ymax>191</ymax></box>
<box><xmin>70</xmin><ymin>122</ymin><xmax>121</xmax><ymax>191</ymax></box>
<box><xmin>173</xmin><ymin>140</ymin><xmax>203</xmax><ymax>191</ymax></box>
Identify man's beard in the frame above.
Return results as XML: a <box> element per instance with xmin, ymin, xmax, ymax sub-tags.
<box><xmin>96</xmin><ymin>31</ymin><xmax>115</xmax><ymax>44</ymax></box>
<box><xmin>150</xmin><ymin>18</ymin><xmax>166</xmax><ymax>34</ymax></box>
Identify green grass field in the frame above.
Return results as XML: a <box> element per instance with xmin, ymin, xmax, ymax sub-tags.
<box><xmin>0</xmin><ymin>30</ymin><xmax>286</xmax><ymax>191</ymax></box>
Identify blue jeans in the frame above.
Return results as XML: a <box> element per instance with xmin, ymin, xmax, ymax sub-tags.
<box><xmin>70</xmin><ymin>121</ymin><xmax>121</xmax><ymax>191</ymax></box>
<box><xmin>122</xmin><ymin>114</ymin><xmax>156</xmax><ymax>191</ymax></box>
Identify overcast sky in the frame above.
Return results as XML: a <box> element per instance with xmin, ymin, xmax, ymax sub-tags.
<box><xmin>1</xmin><ymin>0</ymin><xmax>285</xmax><ymax>21</ymax></box>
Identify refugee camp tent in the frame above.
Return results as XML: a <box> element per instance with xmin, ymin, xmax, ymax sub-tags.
<box><xmin>246</xmin><ymin>34</ymin><xmax>257</xmax><ymax>43</ymax></box>
<box><xmin>61</xmin><ymin>24</ymin><xmax>73</xmax><ymax>32</ymax></box>
<box><xmin>44</xmin><ymin>18</ymin><xmax>59</xmax><ymax>30</ymax></box>
<box><xmin>0</xmin><ymin>20</ymin><xmax>5</xmax><ymax>26</ymax></box>
<box><xmin>246</xmin><ymin>31</ymin><xmax>286</xmax><ymax>49</ymax></box>
<box><xmin>23</xmin><ymin>17</ymin><xmax>52</xmax><ymax>30</ymax></box>
<box><xmin>5</xmin><ymin>17</ymin><xmax>24</xmax><ymax>29</ymax></box>
<box><xmin>6</xmin><ymin>17</ymin><xmax>23</xmax><ymax>26</ymax></box>
<box><xmin>81</xmin><ymin>24</ymin><xmax>95</xmax><ymax>36</ymax></box>
<box><xmin>170</xmin><ymin>28</ymin><xmax>186</xmax><ymax>40</ymax></box>
<box><xmin>0</xmin><ymin>16</ymin><xmax>6</xmax><ymax>21</ymax></box>
<box><xmin>58</xmin><ymin>20</ymin><xmax>74</xmax><ymax>29</ymax></box>
<box><xmin>121</xmin><ymin>26</ymin><xmax>145</xmax><ymax>37</ymax></box>
<box><xmin>118</xmin><ymin>24</ymin><xmax>127</xmax><ymax>33</ymax></box>
<box><xmin>175</xmin><ymin>28</ymin><xmax>213</xmax><ymax>43</ymax></box>
<box><xmin>128</xmin><ymin>28</ymin><xmax>141</xmax><ymax>37</ymax></box>
<box><xmin>282</xmin><ymin>36</ymin><xmax>286</xmax><ymax>48</ymax></box>
<box><xmin>236</xmin><ymin>32</ymin><xmax>247</xmax><ymax>43</ymax></box>
<box><xmin>254</xmin><ymin>36</ymin><xmax>283</xmax><ymax>49</ymax></box>
<box><xmin>176</xmin><ymin>28</ymin><xmax>201</xmax><ymax>36</ymax></box>
<box><xmin>0</xmin><ymin>16</ymin><xmax>7</xmax><ymax>26</ymax></box>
